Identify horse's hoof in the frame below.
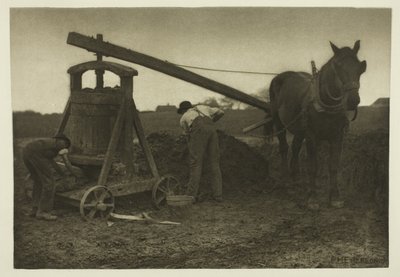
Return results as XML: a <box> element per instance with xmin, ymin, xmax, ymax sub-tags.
<box><xmin>330</xmin><ymin>200</ymin><xmax>344</xmax><ymax>209</ymax></box>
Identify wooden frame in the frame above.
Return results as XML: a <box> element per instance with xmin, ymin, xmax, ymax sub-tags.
<box><xmin>57</xmin><ymin>59</ymin><xmax>161</xmax><ymax>191</ymax></box>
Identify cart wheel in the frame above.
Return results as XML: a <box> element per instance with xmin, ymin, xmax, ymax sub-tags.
<box><xmin>152</xmin><ymin>175</ymin><xmax>181</xmax><ymax>209</ymax></box>
<box><xmin>80</xmin><ymin>185</ymin><xmax>115</xmax><ymax>220</ymax></box>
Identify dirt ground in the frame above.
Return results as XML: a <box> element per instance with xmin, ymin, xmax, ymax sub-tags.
<box><xmin>13</xmin><ymin>129</ymin><xmax>388</xmax><ymax>269</ymax></box>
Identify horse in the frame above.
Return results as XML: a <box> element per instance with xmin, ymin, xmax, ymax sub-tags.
<box><xmin>266</xmin><ymin>41</ymin><xmax>367</xmax><ymax>210</ymax></box>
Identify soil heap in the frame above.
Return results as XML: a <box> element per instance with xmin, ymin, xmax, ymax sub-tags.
<box><xmin>133</xmin><ymin>131</ymin><xmax>269</xmax><ymax>191</ymax></box>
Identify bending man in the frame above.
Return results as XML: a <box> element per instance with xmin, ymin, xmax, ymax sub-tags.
<box><xmin>23</xmin><ymin>134</ymin><xmax>77</xmax><ymax>220</ymax></box>
<box><xmin>177</xmin><ymin>101</ymin><xmax>224</xmax><ymax>202</ymax></box>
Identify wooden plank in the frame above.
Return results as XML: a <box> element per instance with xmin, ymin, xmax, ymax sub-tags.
<box><xmin>131</xmin><ymin>100</ymin><xmax>160</xmax><ymax>180</ymax></box>
<box><xmin>121</xmin><ymin>77</ymin><xmax>135</xmax><ymax>176</ymax></box>
<box><xmin>56</xmin><ymin>184</ymin><xmax>89</xmax><ymax>203</ymax></box>
<box><xmin>68</xmin><ymin>61</ymin><xmax>137</xmax><ymax>77</ymax></box>
<box><xmin>109</xmin><ymin>212</ymin><xmax>181</xmax><ymax>225</ymax></box>
<box><xmin>108</xmin><ymin>178</ymin><xmax>155</xmax><ymax>196</ymax></box>
<box><xmin>242</xmin><ymin>117</ymin><xmax>273</xmax><ymax>133</ymax></box>
<box><xmin>67</xmin><ymin>32</ymin><xmax>271</xmax><ymax>112</ymax></box>
<box><xmin>55</xmin><ymin>194</ymin><xmax>81</xmax><ymax>208</ymax></box>
<box><xmin>96</xmin><ymin>98</ymin><xmax>126</xmax><ymax>187</ymax></box>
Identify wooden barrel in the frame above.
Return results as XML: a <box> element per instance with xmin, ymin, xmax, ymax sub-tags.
<box><xmin>68</xmin><ymin>89</ymin><xmax>123</xmax><ymax>155</ymax></box>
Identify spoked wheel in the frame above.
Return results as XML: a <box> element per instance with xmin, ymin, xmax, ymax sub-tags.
<box><xmin>80</xmin><ymin>185</ymin><xmax>115</xmax><ymax>220</ymax></box>
<box><xmin>152</xmin><ymin>175</ymin><xmax>182</xmax><ymax>209</ymax></box>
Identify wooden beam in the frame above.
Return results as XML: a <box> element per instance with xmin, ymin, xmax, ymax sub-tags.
<box><xmin>121</xmin><ymin>77</ymin><xmax>135</xmax><ymax>178</ymax></box>
<box><xmin>131</xmin><ymin>100</ymin><xmax>160</xmax><ymax>180</ymax></box>
<box><xmin>67</xmin><ymin>32</ymin><xmax>270</xmax><ymax>112</ymax></box>
<box><xmin>242</xmin><ymin>117</ymin><xmax>272</xmax><ymax>134</ymax></box>
<box><xmin>56</xmin><ymin>98</ymin><xmax>71</xmax><ymax>135</ymax></box>
<box><xmin>109</xmin><ymin>178</ymin><xmax>155</xmax><ymax>197</ymax></box>
<box><xmin>96</xmin><ymin>99</ymin><xmax>125</xmax><ymax>187</ymax></box>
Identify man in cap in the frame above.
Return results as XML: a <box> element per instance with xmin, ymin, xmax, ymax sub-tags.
<box><xmin>177</xmin><ymin>100</ymin><xmax>224</xmax><ymax>202</ymax></box>
<box><xmin>22</xmin><ymin>134</ymin><xmax>78</xmax><ymax>220</ymax></box>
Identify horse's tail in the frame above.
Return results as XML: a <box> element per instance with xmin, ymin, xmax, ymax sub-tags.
<box><xmin>264</xmin><ymin>74</ymin><xmax>285</xmax><ymax>140</ymax></box>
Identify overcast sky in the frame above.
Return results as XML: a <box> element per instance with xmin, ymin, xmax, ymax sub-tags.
<box><xmin>10</xmin><ymin>7</ymin><xmax>391</xmax><ymax>113</ymax></box>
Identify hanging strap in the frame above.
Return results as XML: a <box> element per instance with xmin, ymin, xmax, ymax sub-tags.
<box><xmin>193</xmin><ymin>106</ymin><xmax>209</xmax><ymax>118</ymax></box>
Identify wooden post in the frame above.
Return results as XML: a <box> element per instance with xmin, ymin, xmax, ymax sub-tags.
<box><xmin>70</xmin><ymin>73</ymin><xmax>82</xmax><ymax>90</ymax></box>
<box><xmin>121</xmin><ymin>76</ymin><xmax>135</xmax><ymax>177</ymax></box>
<box><xmin>131</xmin><ymin>100</ymin><xmax>160</xmax><ymax>180</ymax></box>
<box><xmin>56</xmin><ymin>98</ymin><xmax>71</xmax><ymax>135</ymax></box>
<box><xmin>96</xmin><ymin>34</ymin><xmax>103</xmax><ymax>61</ymax></box>
<box><xmin>95</xmin><ymin>34</ymin><xmax>104</xmax><ymax>89</ymax></box>
<box><xmin>97</xmin><ymin>98</ymin><xmax>126</xmax><ymax>187</ymax></box>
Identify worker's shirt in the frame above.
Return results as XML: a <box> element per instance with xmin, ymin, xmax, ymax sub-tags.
<box><xmin>180</xmin><ymin>105</ymin><xmax>222</xmax><ymax>133</ymax></box>
<box><xmin>23</xmin><ymin>138</ymin><xmax>68</xmax><ymax>160</ymax></box>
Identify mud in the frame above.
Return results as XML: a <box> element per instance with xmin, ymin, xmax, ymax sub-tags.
<box><xmin>13</xmin><ymin>129</ymin><xmax>388</xmax><ymax>268</ymax></box>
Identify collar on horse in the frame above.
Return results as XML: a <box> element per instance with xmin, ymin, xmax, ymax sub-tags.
<box><xmin>311</xmin><ymin>73</ymin><xmax>343</xmax><ymax>113</ymax></box>
<box><xmin>310</xmin><ymin>61</ymin><xmax>346</xmax><ymax>114</ymax></box>
<box><xmin>309</xmin><ymin>61</ymin><xmax>358</xmax><ymax>121</ymax></box>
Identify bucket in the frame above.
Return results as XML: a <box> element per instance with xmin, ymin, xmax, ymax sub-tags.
<box><xmin>166</xmin><ymin>195</ymin><xmax>195</xmax><ymax>206</ymax></box>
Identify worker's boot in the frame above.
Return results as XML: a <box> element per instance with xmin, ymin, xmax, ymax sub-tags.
<box><xmin>36</xmin><ymin>211</ymin><xmax>58</xmax><ymax>221</ymax></box>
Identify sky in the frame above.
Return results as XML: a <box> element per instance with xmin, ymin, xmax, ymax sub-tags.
<box><xmin>9</xmin><ymin>7</ymin><xmax>391</xmax><ymax>113</ymax></box>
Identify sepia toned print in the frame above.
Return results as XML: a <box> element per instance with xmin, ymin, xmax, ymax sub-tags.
<box><xmin>11</xmin><ymin>7</ymin><xmax>389</xmax><ymax>268</ymax></box>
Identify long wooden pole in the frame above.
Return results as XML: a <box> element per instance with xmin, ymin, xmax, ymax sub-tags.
<box><xmin>67</xmin><ymin>32</ymin><xmax>270</xmax><ymax>112</ymax></box>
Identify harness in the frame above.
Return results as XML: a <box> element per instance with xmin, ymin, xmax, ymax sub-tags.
<box><xmin>310</xmin><ymin>61</ymin><xmax>358</xmax><ymax>121</ymax></box>
<box><xmin>192</xmin><ymin>106</ymin><xmax>208</xmax><ymax>118</ymax></box>
<box><xmin>262</xmin><ymin>60</ymin><xmax>358</xmax><ymax>140</ymax></box>
<box><xmin>186</xmin><ymin>106</ymin><xmax>214</xmax><ymax>132</ymax></box>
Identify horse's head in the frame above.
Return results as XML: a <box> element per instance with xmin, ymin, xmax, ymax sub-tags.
<box><xmin>329</xmin><ymin>40</ymin><xmax>367</xmax><ymax>110</ymax></box>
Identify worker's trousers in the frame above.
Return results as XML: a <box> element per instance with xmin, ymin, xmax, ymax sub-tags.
<box><xmin>186</xmin><ymin>116</ymin><xmax>222</xmax><ymax>198</ymax></box>
<box><xmin>23</xmin><ymin>151</ymin><xmax>56</xmax><ymax>213</ymax></box>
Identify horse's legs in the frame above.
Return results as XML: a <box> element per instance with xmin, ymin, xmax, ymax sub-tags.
<box><xmin>290</xmin><ymin>134</ymin><xmax>304</xmax><ymax>177</ymax></box>
<box><xmin>328</xmin><ymin>136</ymin><xmax>344</xmax><ymax>208</ymax></box>
<box><xmin>306</xmin><ymin>136</ymin><xmax>319</xmax><ymax>210</ymax></box>
<box><xmin>275</xmin><ymin>117</ymin><xmax>289</xmax><ymax>177</ymax></box>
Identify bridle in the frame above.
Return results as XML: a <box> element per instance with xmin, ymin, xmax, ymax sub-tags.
<box><xmin>314</xmin><ymin>57</ymin><xmax>360</xmax><ymax>120</ymax></box>
<box><xmin>330</xmin><ymin>58</ymin><xmax>360</xmax><ymax>93</ymax></box>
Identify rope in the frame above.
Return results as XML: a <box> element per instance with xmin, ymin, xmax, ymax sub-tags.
<box><xmin>166</xmin><ymin>61</ymin><xmax>279</xmax><ymax>76</ymax></box>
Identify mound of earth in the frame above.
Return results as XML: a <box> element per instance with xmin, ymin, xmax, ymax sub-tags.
<box><xmin>309</xmin><ymin>129</ymin><xmax>389</xmax><ymax>202</ymax></box>
<box><xmin>339</xmin><ymin>129</ymin><xmax>388</xmax><ymax>203</ymax></box>
<box><xmin>133</xmin><ymin>130</ymin><xmax>269</xmax><ymax>190</ymax></box>
<box><xmin>256</xmin><ymin>128</ymin><xmax>388</xmax><ymax>209</ymax></box>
